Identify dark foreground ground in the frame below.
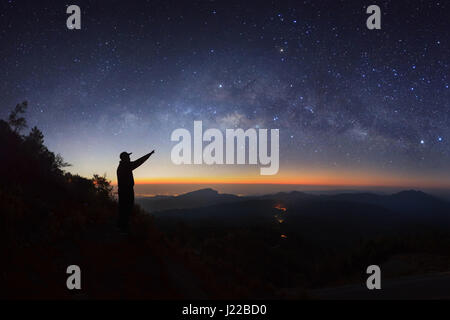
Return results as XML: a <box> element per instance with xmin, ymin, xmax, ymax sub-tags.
<box><xmin>5</xmin><ymin>214</ymin><xmax>449</xmax><ymax>300</ymax></box>
<box><xmin>312</xmin><ymin>272</ymin><xmax>450</xmax><ymax>300</ymax></box>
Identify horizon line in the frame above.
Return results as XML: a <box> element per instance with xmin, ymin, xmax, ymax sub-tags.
<box><xmin>108</xmin><ymin>177</ymin><xmax>450</xmax><ymax>190</ymax></box>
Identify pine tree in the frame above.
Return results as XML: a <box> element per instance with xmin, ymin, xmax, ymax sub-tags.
<box><xmin>8</xmin><ymin>101</ymin><xmax>28</xmax><ymax>133</ymax></box>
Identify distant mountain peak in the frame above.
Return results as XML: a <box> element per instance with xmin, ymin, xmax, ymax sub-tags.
<box><xmin>393</xmin><ymin>190</ymin><xmax>430</xmax><ymax>198</ymax></box>
<box><xmin>183</xmin><ymin>188</ymin><xmax>219</xmax><ymax>197</ymax></box>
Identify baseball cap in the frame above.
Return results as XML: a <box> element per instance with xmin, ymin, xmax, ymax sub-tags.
<box><xmin>120</xmin><ymin>152</ymin><xmax>132</xmax><ymax>160</ymax></box>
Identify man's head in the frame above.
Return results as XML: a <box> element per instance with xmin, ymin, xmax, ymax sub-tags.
<box><xmin>120</xmin><ymin>152</ymin><xmax>132</xmax><ymax>162</ymax></box>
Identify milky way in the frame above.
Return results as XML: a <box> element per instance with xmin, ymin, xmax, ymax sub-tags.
<box><xmin>1</xmin><ymin>0</ymin><xmax>449</xmax><ymax>187</ymax></box>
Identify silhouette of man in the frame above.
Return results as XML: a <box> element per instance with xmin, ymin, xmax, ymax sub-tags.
<box><xmin>117</xmin><ymin>150</ymin><xmax>154</xmax><ymax>233</ymax></box>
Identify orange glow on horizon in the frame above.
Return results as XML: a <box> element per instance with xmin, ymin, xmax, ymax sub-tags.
<box><xmin>108</xmin><ymin>166</ymin><xmax>450</xmax><ymax>189</ymax></box>
<box><xmin>112</xmin><ymin>174</ymin><xmax>449</xmax><ymax>189</ymax></box>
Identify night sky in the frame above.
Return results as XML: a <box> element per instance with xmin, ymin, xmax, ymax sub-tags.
<box><xmin>1</xmin><ymin>0</ymin><xmax>449</xmax><ymax>191</ymax></box>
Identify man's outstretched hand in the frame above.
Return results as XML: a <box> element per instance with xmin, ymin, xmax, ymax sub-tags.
<box><xmin>131</xmin><ymin>150</ymin><xmax>155</xmax><ymax>170</ymax></box>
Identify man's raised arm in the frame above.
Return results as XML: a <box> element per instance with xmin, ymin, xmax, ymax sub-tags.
<box><xmin>131</xmin><ymin>150</ymin><xmax>154</xmax><ymax>170</ymax></box>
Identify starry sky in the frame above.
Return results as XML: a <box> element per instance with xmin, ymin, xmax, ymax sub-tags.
<box><xmin>1</xmin><ymin>0</ymin><xmax>450</xmax><ymax>192</ymax></box>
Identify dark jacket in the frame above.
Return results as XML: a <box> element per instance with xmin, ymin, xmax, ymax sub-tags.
<box><xmin>117</xmin><ymin>153</ymin><xmax>151</xmax><ymax>191</ymax></box>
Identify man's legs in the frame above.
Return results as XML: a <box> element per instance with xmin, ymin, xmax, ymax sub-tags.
<box><xmin>118</xmin><ymin>197</ymin><xmax>126</xmax><ymax>231</ymax></box>
<box><xmin>118</xmin><ymin>188</ymin><xmax>134</xmax><ymax>233</ymax></box>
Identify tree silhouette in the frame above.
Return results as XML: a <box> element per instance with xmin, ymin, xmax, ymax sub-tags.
<box><xmin>8</xmin><ymin>101</ymin><xmax>28</xmax><ymax>133</ymax></box>
<box><xmin>27</xmin><ymin>126</ymin><xmax>44</xmax><ymax>146</ymax></box>
<box><xmin>93</xmin><ymin>174</ymin><xmax>113</xmax><ymax>199</ymax></box>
